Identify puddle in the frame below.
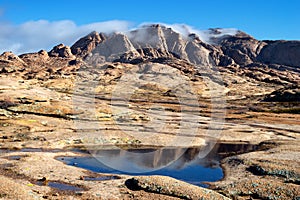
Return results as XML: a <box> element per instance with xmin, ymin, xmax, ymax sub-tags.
<box><xmin>0</xmin><ymin>143</ymin><xmax>260</xmax><ymax>188</ymax></box>
<box><xmin>0</xmin><ymin>149</ymin><xmax>13</xmax><ymax>154</ymax></box>
<box><xmin>57</xmin><ymin>142</ymin><xmax>258</xmax><ymax>187</ymax></box>
<box><xmin>36</xmin><ymin>181</ymin><xmax>84</xmax><ymax>191</ymax></box>
<box><xmin>0</xmin><ymin>148</ymin><xmax>65</xmax><ymax>154</ymax></box>
<box><xmin>82</xmin><ymin>175</ymin><xmax>120</xmax><ymax>181</ymax></box>
<box><xmin>6</xmin><ymin>155</ymin><xmax>27</xmax><ymax>160</ymax></box>
<box><xmin>20</xmin><ymin>148</ymin><xmax>63</xmax><ymax>153</ymax></box>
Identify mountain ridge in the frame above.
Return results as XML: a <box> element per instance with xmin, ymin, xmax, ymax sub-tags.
<box><xmin>2</xmin><ymin>24</ymin><xmax>300</xmax><ymax>67</ymax></box>
<box><xmin>1</xmin><ymin>24</ymin><xmax>300</xmax><ymax>88</ymax></box>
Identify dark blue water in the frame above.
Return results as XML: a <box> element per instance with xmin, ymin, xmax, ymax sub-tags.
<box><xmin>57</xmin><ymin>155</ymin><xmax>222</xmax><ymax>187</ymax></box>
<box><xmin>56</xmin><ymin>143</ymin><xmax>257</xmax><ymax>188</ymax></box>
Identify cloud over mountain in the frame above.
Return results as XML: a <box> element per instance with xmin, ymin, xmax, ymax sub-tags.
<box><xmin>0</xmin><ymin>19</ymin><xmax>239</xmax><ymax>55</ymax></box>
<box><xmin>0</xmin><ymin>20</ymin><xmax>131</xmax><ymax>54</ymax></box>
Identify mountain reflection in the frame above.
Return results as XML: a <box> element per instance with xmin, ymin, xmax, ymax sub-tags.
<box><xmin>57</xmin><ymin>142</ymin><xmax>258</xmax><ymax>187</ymax></box>
<box><xmin>87</xmin><ymin>142</ymin><xmax>257</xmax><ymax>173</ymax></box>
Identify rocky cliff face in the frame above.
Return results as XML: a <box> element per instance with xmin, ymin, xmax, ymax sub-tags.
<box><xmin>71</xmin><ymin>31</ymin><xmax>105</xmax><ymax>57</ymax></box>
<box><xmin>257</xmin><ymin>40</ymin><xmax>300</xmax><ymax>67</ymax></box>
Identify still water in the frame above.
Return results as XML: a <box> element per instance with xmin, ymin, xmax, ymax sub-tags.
<box><xmin>57</xmin><ymin>143</ymin><xmax>257</xmax><ymax>187</ymax></box>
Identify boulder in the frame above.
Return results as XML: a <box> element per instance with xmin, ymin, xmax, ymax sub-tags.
<box><xmin>48</xmin><ymin>44</ymin><xmax>75</xmax><ymax>58</ymax></box>
<box><xmin>0</xmin><ymin>52</ymin><xmax>27</xmax><ymax>73</ymax></box>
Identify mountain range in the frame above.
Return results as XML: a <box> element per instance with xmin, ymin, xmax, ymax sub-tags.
<box><xmin>1</xmin><ymin>24</ymin><xmax>299</xmax><ymax>104</ymax></box>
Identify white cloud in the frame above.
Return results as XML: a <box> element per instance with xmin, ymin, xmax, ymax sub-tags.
<box><xmin>0</xmin><ymin>20</ymin><xmax>132</xmax><ymax>55</ymax></box>
<box><xmin>136</xmin><ymin>22</ymin><xmax>238</xmax><ymax>43</ymax></box>
<box><xmin>0</xmin><ymin>20</ymin><xmax>238</xmax><ymax>55</ymax></box>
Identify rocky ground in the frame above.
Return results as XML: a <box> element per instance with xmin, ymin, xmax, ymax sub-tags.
<box><xmin>0</xmin><ymin>25</ymin><xmax>299</xmax><ymax>199</ymax></box>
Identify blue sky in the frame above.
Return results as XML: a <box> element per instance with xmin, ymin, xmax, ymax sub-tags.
<box><xmin>0</xmin><ymin>0</ymin><xmax>299</xmax><ymax>54</ymax></box>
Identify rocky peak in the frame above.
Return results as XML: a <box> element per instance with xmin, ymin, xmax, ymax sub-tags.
<box><xmin>126</xmin><ymin>24</ymin><xmax>192</xmax><ymax>59</ymax></box>
<box><xmin>128</xmin><ymin>24</ymin><xmax>169</xmax><ymax>51</ymax></box>
<box><xmin>208</xmin><ymin>30</ymin><xmax>266</xmax><ymax>66</ymax></box>
<box><xmin>91</xmin><ymin>33</ymin><xmax>138</xmax><ymax>62</ymax></box>
<box><xmin>188</xmin><ymin>33</ymin><xmax>202</xmax><ymax>42</ymax></box>
<box><xmin>71</xmin><ymin>31</ymin><xmax>105</xmax><ymax>57</ymax></box>
<box><xmin>49</xmin><ymin>43</ymin><xmax>75</xmax><ymax>58</ymax></box>
<box><xmin>1</xmin><ymin>51</ymin><xmax>23</xmax><ymax>62</ymax></box>
<box><xmin>19</xmin><ymin>49</ymin><xmax>51</xmax><ymax>63</ymax></box>
<box><xmin>0</xmin><ymin>51</ymin><xmax>27</xmax><ymax>65</ymax></box>
<box><xmin>84</xmin><ymin>24</ymin><xmax>213</xmax><ymax>65</ymax></box>
<box><xmin>38</xmin><ymin>50</ymin><xmax>49</xmax><ymax>57</ymax></box>
<box><xmin>0</xmin><ymin>52</ymin><xmax>27</xmax><ymax>73</ymax></box>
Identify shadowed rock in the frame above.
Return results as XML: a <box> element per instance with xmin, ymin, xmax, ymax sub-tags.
<box><xmin>125</xmin><ymin>176</ymin><xmax>230</xmax><ymax>200</ymax></box>
<box><xmin>71</xmin><ymin>31</ymin><xmax>105</xmax><ymax>57</ymax></box>
<box><xmin>257</xmin><ymin>40</ymin><xmax>300</xmax><ymax>67</ymax></box>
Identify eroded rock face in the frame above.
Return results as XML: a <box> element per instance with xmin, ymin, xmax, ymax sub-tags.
<box><xmin>48</xmin><ymin>43</ymin><xmax>75</xmax><ymax>58</ymax></box>
<box><xmin>214</xmin><ymin>31</ymin><xmax>267</xmax><ymax>66</ymax></box>
<box><xmin>257</xmin><ymin>40</ymin><xmax>300</xmax><ymax>67</ymax></box>
<box><xmin>92</xmin><ymin>33</ymin><xmax>139</xmax><ymax>62</ymax></box>
<box><xmin>0</xmin><ymin>51</ymin><xmax>26</xmax><ymax>63</ymax></box>
<box><xmin>71</xmin><ymin>31</ymin><xmax>105</xmax><ymax>57</ymax></box>
<box><xmin>0</xmin><ymin>52</ymin><xmax>27</xmax><ymax>73</ymax></box>
<box><xmin>87</xmin><ymin>25</ymin><xmax>213</xmax><ymax>66</ymax></box>
<box><xmin>80</xmin><ymin>25</ymin><xmax>300</xmax><ymax>72</ymax></box>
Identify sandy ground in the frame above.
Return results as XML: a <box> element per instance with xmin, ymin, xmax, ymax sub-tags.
<box><xmin>0</xmin><ymin>71</ymin><xmax>299</xmax><ymax>199</ymax></box>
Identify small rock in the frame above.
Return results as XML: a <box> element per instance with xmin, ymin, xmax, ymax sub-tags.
<box><xmin>41</xmin><ymin>121</ymin><xmax>48</xmax><ymax>126</ymax></box>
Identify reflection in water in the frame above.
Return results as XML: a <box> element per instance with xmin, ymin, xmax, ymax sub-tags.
<box><xmin>57</xmin><ymin>142</ymin><xmax>257</xmax><ymax>187</ymax></box>
<box><xmin>90</xmin><ymin>147</ymin><xmax>190</xmax><ymax>172</ymax></box>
